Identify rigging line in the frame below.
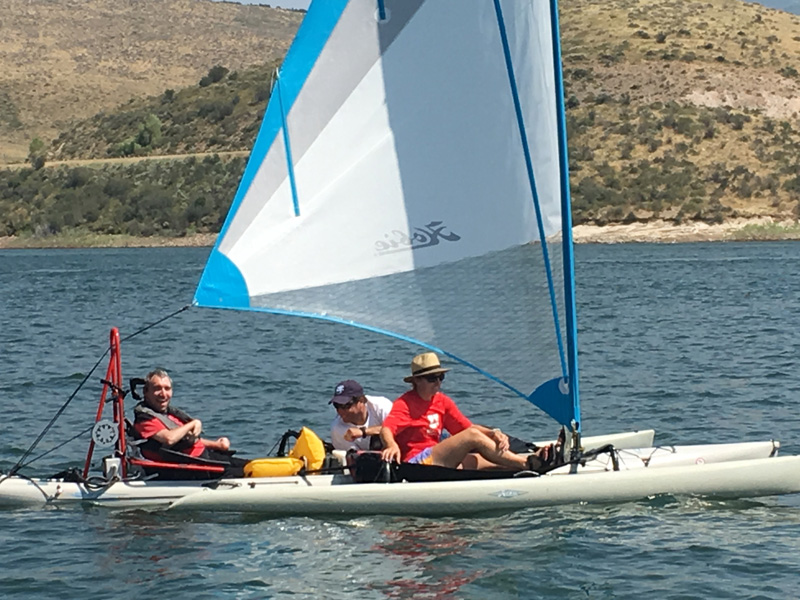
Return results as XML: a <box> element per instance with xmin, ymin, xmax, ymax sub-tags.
<box><xmin>17</xmin><ymin>424</ymin><xmax>94</xmax><ymax>471</ymax></box>
<box><xmin>5</xmin><ymin>305</ymin><xmax>190</xmax><ymax>479</ymax></box>
<box><xmin>120</xmin><ymin>304</ymin><xmax>191</xmax><ymax>343</ymax></box>
<box><xmin>6</xmin><ymin>351</ymin><xmax>109</xmax><ymax>478</ymax></box>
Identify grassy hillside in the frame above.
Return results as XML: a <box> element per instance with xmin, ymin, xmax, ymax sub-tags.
<box><xmin>0</xmin><ymin>0</ymin><xmax>302</xmax><ymax>164</ymax></box>
<box><xmin>0</xmin><ymin>154</ymin><xmax>245</xmax><ymax>239</ymax></box>
<box><xmin>559</xmin><ymin>0</ymin><xmax>800</xmax><ymax>223</ymax></box>
<box><xmin>2</xmin><ymin>0</ymin><xmax>800</xmax><ymax>244</ymax></box>
<box><xmin>49</xmin><ymin>61</ymin><xmax>281</xmax><ymax>160</ymax></box>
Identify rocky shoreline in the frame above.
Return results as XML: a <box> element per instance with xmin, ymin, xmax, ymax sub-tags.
<box><xmin>572</xmin><ymin>217</ymin><xmax>800</xmax><ymax>244</ymax></box>
<box><xmin>0</xmin><ymin>232</ymin><xmax>218</xmax><ymax>249</ymax></box>
<box><xmin>1</xmin><ymin>218</ymin><xmax>799</xmax><ymax>249</ymax></box>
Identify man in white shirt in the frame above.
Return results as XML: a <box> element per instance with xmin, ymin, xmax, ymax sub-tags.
<box><xmin>329</xmin><ymin>379</ymin><xmax>392</xmax><ymax>451</ymax></box>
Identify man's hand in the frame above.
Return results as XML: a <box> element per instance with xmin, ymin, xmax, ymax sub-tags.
<box><xmin>344</xmin><ymin>427</ymin><xmax>364</xmax><ymax>442</ymax></box>
<box><xmin>381</xmin><ymin>443</ymin><xmax>401</xmax><ymax>463</ymax></box>
<box><xmin>492</xmin><ymin>428</ymin><xmax>510</xmax><ymax>453</ymax></box>
<box><xmin>202</xmin><ymin>436</ymin><xmax>231</xmax><ymax>451</ymax></box>
<box><xmin>189</xmin><ymin>419</ymin><xmax>203</xmax><ymax>437</ymax></box>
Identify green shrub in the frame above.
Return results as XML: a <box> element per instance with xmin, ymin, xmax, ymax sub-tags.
<box><xmin>200</xmin><ymin>65</ymin><xmax>230</xmax><ymax>87</ymax></box>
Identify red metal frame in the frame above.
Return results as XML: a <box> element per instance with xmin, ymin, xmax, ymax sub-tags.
<box><xmin>81</xmin><ymin>328</ymin><xmax>229</xmax><ymax>482</ymax></box>
<box><xmin>127</xmin><ymin>458</ymin><xmax>225</xmax><ymax>474</ymax></box>
<box><xmin>83</xmin><ymin>328</ymin><xmax>127</xmax><ymax>479</ymax></box>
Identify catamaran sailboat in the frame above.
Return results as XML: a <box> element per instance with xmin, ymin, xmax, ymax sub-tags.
<box><xmin>2</xmin><ymin>0</ymin><xmax>799</xmax><ymax>514</ymax></box>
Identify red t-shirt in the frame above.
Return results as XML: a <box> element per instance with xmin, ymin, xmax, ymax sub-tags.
<box><xmin>382</xmin><ymin>390</ymin><xmax>472</xmax><ymax>461</ymax></box>
<box><xmin>133</xmin><ymin>413</ymin><xmax>206</xmax><ymax>458</ymax></box>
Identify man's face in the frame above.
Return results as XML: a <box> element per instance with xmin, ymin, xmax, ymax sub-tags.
<box><xmin>144</xmin><ymin>374</ymin><xmax>172</xmax><ymax>412</ymax></box>
<box><xmin>334</xmin><ymin>397</ymin><xmax>367</xmax><ymax>425</ymax></box>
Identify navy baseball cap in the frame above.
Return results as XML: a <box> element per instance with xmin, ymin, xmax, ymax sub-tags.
<box><xmin>329</xmin><ymin>380</ymin><xmax>364</xmax><ymax>405</ymax></box>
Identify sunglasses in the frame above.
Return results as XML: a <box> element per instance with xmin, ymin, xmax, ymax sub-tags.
<box><xmin>421</xmin><ymin>373</ymin><xmax>445</xmax><ymax>383</ymax></box>
<box><xmin>334</xmin><ymin>397</ymin><xmax>360</xmax><ymax>409</ymax></box>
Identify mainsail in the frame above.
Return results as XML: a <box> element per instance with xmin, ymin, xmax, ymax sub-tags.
<box><xmin>194</xmin><ymin>0</ymin><xmax>580</xmax><ymax>429</ymax></box>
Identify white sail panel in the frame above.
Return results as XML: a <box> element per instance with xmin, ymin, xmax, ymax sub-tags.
<box><xmin>203</xmin><ymin>0</ymin><xmax>560</xmax><ymax>298</ymax></box>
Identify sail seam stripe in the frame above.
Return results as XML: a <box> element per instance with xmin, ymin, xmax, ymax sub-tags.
<box><xmin>493</xmin><ymin>0</ymin><xmax>568</xmax><ymax>379</ymax></box>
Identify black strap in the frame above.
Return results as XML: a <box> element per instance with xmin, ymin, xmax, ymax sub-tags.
<box><xmin>129</xmin><ymin>378</ymin><xmax>146</xmax><ymax>401</ymax></box>
<box><xmin>277</xmin><ymin>430</ymin><xmax>300</xmax><ymax>457</ymax></box>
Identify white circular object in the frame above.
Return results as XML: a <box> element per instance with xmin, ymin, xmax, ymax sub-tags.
<box><xmin>91</xmin><ymin>420</ymin><xmax>119</xmax><ymax>447</ymax></box>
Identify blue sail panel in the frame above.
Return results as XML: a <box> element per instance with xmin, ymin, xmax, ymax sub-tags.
<box><xmin>527</xmin><ymin>377</ymin><xmax>572</xmax><ymax>428</ymax></box>
<box><xmin>195</xmin><ymin>249</ymin><xmax>250</xmax><ymax>309</ymax></box>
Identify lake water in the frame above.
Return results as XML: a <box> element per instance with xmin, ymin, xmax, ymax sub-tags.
<box><xmin>2</xmin><ymin>242</ymin><xmax>800</xmax><ymax>599</ymax></box>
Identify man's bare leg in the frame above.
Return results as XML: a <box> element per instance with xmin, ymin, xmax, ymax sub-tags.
<box><xmin>429</xmin><ymin>427</ymin><xmax>527</xmax><ymax>470</ymax></box>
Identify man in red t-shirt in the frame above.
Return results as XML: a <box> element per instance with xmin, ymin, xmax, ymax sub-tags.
<box><xmin>380</xmin><ymin>353</ymin><xmax>561</xmax><ymax>473</ymax></box>
<box><xmin>133</xmin><ymin>369</ymin><xmax>247</xmax><ymax>474</ymax></box>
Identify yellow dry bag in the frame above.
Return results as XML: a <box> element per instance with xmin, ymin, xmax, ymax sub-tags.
<box><xmin>243</xmin><ymin>427</ymin><xmax>326</xmax><ymax>477</ymax></box>
<box><xmin>288</xmin><ymin>426</ymin><xmax>326</xmax><ymax>471</ymax></box>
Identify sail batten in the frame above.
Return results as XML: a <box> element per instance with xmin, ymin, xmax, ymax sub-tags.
<box><xmin>275</xmin><ymin>75</ymin><xmax>301</xmax><ymax>217</ymax></box>
<box><xmin>195</xmin><ymin>0</ymin><xmax>578</xmax><ymax>426</ymax></box>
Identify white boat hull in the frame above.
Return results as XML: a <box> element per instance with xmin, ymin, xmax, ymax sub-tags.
<box><xmin>538</xmin><ymin>429</ymin><xmax>655</xmax><ymax>450</ymax></box>
<box><xmin>0</xmin><ymin>429</ymin><xmax>652</xmax><ymax>509</ymax></box>
<box><xmin>168</xmin><ymin>456</ymin><xmax>800</xmax><ymax>516</ymax></box>
<box><xmin>0</xmin><ymin>440</ymin><xmax>788</xmax><ymax>512</ymax></box>
<box><xmin>557</xmin><ymin>440</ymin><xmax>779</xmax><ymax>473</ymax></box>
<box><xmin>0</xmin><ymin>477</ymin><xmax>207</xmax><ymax>509</ymax></box>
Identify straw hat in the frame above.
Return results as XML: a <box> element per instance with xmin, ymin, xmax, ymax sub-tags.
<box><xmin>403</xmin><ymin>352</ymin><xmax>450</xmax><ymax>383</ymax></box>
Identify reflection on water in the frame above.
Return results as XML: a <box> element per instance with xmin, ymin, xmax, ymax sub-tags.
<box><xmin>371</xmin><ymin>521</ymin><xmax>483</xmax><ymax>599</ymax></box>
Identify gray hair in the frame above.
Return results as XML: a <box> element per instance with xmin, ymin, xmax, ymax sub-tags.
<box><xmin>144</xmin><ymin>368</ymin><xmax>172</xmax><ymax>389</ymax></box>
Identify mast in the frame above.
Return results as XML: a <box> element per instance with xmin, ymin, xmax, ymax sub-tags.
<box><xmin>549</xmin><ymin>0</ymin><xmax>582</xmax><ymax>446</ymax></box>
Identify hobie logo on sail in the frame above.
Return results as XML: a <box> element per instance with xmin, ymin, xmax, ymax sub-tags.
<box><xmin>375</xmin><ymin>221</ymin><xmax>461</xmax><ymax>255</ymax></box>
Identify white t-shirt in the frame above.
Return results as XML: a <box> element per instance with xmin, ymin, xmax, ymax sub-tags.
<box><xmin>330</xmin><ymin>395</ymin><xmax>393</xmax><ymax>451</ymax></box>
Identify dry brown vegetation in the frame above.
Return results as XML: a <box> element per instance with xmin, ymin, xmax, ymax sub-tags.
<box><xmin>0</xmin><ymin>0</ymin><xmax>302</xmax><ymax>163</ymax></box>
<box><xmin>561</xmin><ymin>0</ymin><xmax>800</xmax><ymax>116</ymax></box>
<box><xmin>560</xmin><ymin>0</ymin><xmax>800</xmax><ymax>223</ymax></box>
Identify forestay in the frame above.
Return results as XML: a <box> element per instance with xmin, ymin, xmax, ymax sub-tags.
<box><xmin>194</xmin><ymin>0</ymin><xmax>580</xmax><ymax>429</ymax></box>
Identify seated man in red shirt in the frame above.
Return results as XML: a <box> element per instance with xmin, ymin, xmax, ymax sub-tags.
<box><xmin>379</xmin><ymin>353</ymin><xmax>562</xmax><ymax>473</ymax></box>
<box><xmin>132</xmin><ymin>368</ymin><xmax>247</xmax><ymax>476</ymax></box>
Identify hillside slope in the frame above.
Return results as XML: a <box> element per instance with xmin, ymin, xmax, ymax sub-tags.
<box><xmin>559</xmin><ymin>0</ymin><xmax>800</xmax><ymax>223</ymax></box>
<box><xmin>3</xmin><ymin>0</ymin><xmax>800</xmax><ymax>244</ymax></box>
<box><xmin>0</xmin><ymin>0</ymin><xmax>302</xmax><ymax>163</ymax></box>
